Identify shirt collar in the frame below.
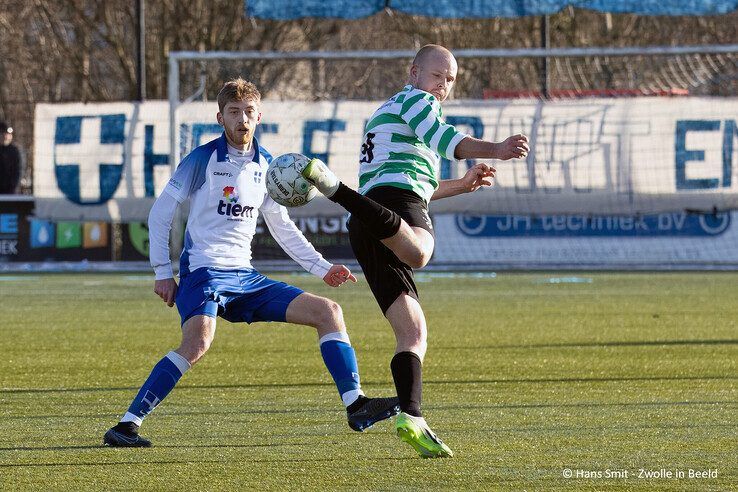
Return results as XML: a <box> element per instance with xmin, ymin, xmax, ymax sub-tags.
<box><xmin>217</xmin><ymin>132</ymin><xmax>262</xmax><ymax>164</ymax></box>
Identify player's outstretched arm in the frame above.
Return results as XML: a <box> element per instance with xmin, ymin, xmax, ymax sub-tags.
<box><xmin>322</xmin><ymin>264</ymin><xmax>358</xmax><ymax>288</ymax></box>
<box><xmin>431</xmin><ymin>163</ymin><xmax>496</xmax><ymax>200</ymax></box>
<box><xmin>261</xmin><ymin>199</ymin><xmax>335</xmax><ymax>279</ymax></box>
<box><xmin>454</xmin><ymin>134</ymin><xmax>529</xmax><ymax>161</ymax></box>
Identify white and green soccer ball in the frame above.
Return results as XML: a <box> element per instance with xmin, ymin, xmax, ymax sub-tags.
<box><xmin>266</xmin><ymin>153</ymin><xmax>318</xmax><ymax>207</ymax></box>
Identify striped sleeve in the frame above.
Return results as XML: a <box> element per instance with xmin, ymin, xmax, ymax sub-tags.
<box><xmin>397</xmin><ymin>90</ymin><xmax>467</xmax><ymax>160</ymax></box>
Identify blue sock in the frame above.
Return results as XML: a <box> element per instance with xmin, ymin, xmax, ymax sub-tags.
<box><xmin>120</xmin><ymin>351</ymin><xmax>191</xmax><ymax>426</ymax></box>
<box><xmin>319</xmin><ymin>332</ymin><xmax>364</xmax><ymax>407</ymax></box>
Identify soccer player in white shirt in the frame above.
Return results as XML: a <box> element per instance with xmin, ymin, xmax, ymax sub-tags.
<box><xmin>104</xmin><ymin>78</ymin><xmax>399</xmax><ymax>447</ymax></box>
<box><xmin>301</xmin><ymin>45</ymin><xmax>529</xmax><ymax>458</ymax></box>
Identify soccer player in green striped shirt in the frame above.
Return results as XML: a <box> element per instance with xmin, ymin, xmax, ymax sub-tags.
<box><xmin>301</xmin><ymin>44</ymin><xmax>529</xmax><ymax>458</ymax></box>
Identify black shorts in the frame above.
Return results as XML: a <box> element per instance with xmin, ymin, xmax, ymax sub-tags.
<box><xmin>347</xmin><ymin>186</ymin><xmax>434</xmax><ymax>314</ymax></box>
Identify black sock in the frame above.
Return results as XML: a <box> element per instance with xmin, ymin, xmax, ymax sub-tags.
<box><xmin>346</xmin><ymin>395</ymin><xmax>369</xmax><ymax>414</ymax></box>
<box><xmin>330</xmin><ymin>183</ymin><xmax>402</xmax><ymax>240</ymax></box>
<box><xmin>113</xmin><ymin>421</ymin><xmax>140</xmax><ymax>435</ymax></box>
<box><xmin>390</xmin><ymin>351</ymin><xmax>422</xmax><ymax>417</ymax></box>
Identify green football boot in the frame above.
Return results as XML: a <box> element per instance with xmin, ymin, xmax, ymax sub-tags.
<box><xmin>395</xmin><ymin>412</ymin><xmax>454</xmax><ymax>458</ymax></box>
<box><xmin>299</xmin><ymin>157</ymin><xmax>340</xmax><ymax>197</ymax></box>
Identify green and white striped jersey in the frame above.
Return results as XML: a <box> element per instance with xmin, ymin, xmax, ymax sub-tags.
<box><xmin>358</xmin><ymin>85</ymin><xmax>467</xmax><ymax>203</ymax></box>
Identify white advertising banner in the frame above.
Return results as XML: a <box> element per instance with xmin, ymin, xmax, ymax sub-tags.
<box><xmin>34</xmin><ymin>97</ymin><xmax>738</xmax><ymax>221</ymax></box>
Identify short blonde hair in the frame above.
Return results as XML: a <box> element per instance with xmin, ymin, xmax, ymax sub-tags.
<box><xmin>217</xmin><ymin>78</ymin><xmax>261</xmax><ymax>112</ymax></box>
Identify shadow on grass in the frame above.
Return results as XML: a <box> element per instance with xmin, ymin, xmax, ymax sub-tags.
<box><xmin>457</xmin><ymin>422</ymin><xmax>738</xmax><ymax>434</ymax></box>
<box><xmin>429</xmin><ymin>400</ymin><xmax>737</xmax><ymax>411</ymax></box>
<box><xmin>0</xmin><ymin>456</ymin><xmax>416</xmax><ymax>468</ymax></box>
<box><xmin>4</xmin><ymin>398</ymin><xmax>735</xmax><ymax>424</ymax></box>
<box><xmin>0</xmin><ymin>442</ymin><xmax>310</xmax><ymax>452</ymax></box>
<box><xmin>3</xmin><ymin>373</ymin><xmax>736</xmax><ymax>395</ymax></box>
<box><xmin>441</xmin><ymin>338</ymin><xmax>738</xmax><ymax>351</ymax></box>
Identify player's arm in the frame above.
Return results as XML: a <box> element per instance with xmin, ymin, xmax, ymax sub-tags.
<box><xmin>148</xmin><ymin>191</ymin><xmax>179</xmax><ymax>306</ymax></box>
<box><xmin>454</xmin><ymin>134</ymin><xmax>529</xmax><ymax>161</ymax></box>
<box><xmin>431</xmin><ymin>135</ymin><xmax>528</xmax><ymax>200</ymax></box>
<box><xmin>261</xmin><ymin>198</ymin><xmax>356</xmax><ymax>287</ymax></box>
<box><xmin>398</xmin><ymin>90</ymin><xmax>467</xmax><ymax>161</ymax></box>
<box><xmin>148</xmin><ymin>150</ymin><xmax>205</xmax><ymax>306</ymax></box>
<box><xmin>431</xmin><ymin>163</ymin><xmax>496</xmax><ymax>201</ymax></box>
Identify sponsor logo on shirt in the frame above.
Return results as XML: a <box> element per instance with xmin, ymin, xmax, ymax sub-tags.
<box><xmin>217</xmin><ymin>186</ymin><xmax>253</xmax><ymax>219</ymax></box>
<box><xmin>213</xmin><ymin>171</ymin><xmax>233</xmax><ymax>177</ymax></box>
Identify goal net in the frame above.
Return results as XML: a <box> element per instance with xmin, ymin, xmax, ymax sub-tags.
<box><xmin>33</xmin><ymin>47</ymin><xmax>738</xmax><ymax>270</ymax></box>
<box><xmin>162</xmin><ymin>47</ymin><xmax>738</xmax><ymax>269</ymax></box>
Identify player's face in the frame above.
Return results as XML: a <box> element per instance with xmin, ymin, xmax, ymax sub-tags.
<box><xmin>411</xmin><ymin>53</ymin><xmax>457</xmax><ymax>102</ymax></box>
<box><xmin>218</xmin><ymin>99</ymin><xmax>261</xmax><ymax>149</ymax></box>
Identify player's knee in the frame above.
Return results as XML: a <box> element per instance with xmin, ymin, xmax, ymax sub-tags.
<box><xmin>312</xmin><ymin>297</ymin><xmax>343</xmax><ymax>331</ymax></box>
<box><xmin>404</xmin><ymin>248</ymin><xmax>431</xmax><ymax>269</ymax></box>
<box><xmin>318</xmin><ymin>299</ymin><xmax>344</xmax><ymax>329</ymax></box>
<box><xmin>412</xmin><ymin>327</ymin><xmax>427</xmax><ymax>347</ymax></box>
<box><xmin>400</xmin><ymin>324</ymin><xmax>426</xmax><ymax>347</ymax></box>
<box><xmin>179</xmin><ymin>334</ymin><xmax>213</xmax><ymax>365</ymax></box>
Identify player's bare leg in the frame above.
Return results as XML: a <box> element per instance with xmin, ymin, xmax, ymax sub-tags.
<box><xmin>386</xmin><ymin>294</ymin><xmax>428</xmax><ymax>360</ymax></box>
<box><xmin>286</xmin><ymin>292</ymin><xmax>401</xmax><ymax>431</ymax></box>
<box><xmin>285</xmin><ymin>291</ymin><xmax>345</xmax><ymax>338</ymax></box>
<box><xmin>383</xmin><ymin>226</ymin><xmax>434</xmax><ymax>269</ymax></box>
<box><xmin>301</xmin><ymin>158</ymin><xmax>433</xmax><ymax>268</ymax></box>
<box><xmin>385</xmin><ymin>294</ymin><xmax>453</xmax><ymax>458</ymax></box>
<box><xmin>176</xmin><ymin>315</ymin><xmax>217</xmax><ymax>365</ymax></box>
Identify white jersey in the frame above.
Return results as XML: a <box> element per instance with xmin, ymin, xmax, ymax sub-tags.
<box><xmin>150</xmin><ymin>133</ymin><xmax>331</xmax><ymax>278</ymax></box>
<box><xmin>358</xmin><ymin>85</ymin><xmax>467</xmax><ymax>203</ymax></box>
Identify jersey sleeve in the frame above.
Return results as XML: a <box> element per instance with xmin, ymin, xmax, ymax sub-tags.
<box><xmin>260</xmin><ymin>196</ymin><xmax>332</xmax><ymax>279</ymax></box>
<box><xmin>162</xmin><ymin>147</ymin><xmax>210</xmax><ymax>202</ymax></box>
<box><xmin>397</xmin><ymin>90</ymin><xmax>467</xmax><ymax>160</ymax></box>
<box><xmin>147</xmin><ymin>191</ymin><xmax>179</xmax><ymax>279</ymax></box>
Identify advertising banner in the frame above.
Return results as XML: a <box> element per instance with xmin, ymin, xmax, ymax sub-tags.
<box><xmin>0</xmin><ymin>197</ymin><xmax>114</xmax><ymax>262</ymax></box>
<box><xmin>34</xmin><ymin>98</ymin><xmax>738</xmax><ymax>220</ymax></box>
<box><xmin>433</xmin><ymin>211</ymin><xmax>738</xmax><ymax>268</ymax></box>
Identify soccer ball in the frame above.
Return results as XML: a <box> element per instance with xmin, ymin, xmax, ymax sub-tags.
<box><xmin>266</xmin><ymin>153</ymin><xmax>318</xmax><ymax>207</ymax></box>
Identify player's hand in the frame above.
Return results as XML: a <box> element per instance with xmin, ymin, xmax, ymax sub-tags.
<box><xmin>154</xmin><ymin>278</ymin><xmax>178</xmax><ymax>307</ymax></box>
<box><xmin>323</xmin><ymin>264</ymin><xmax>357</xmax><ymax>287</ymax></box>
<box><xmin>494</xmin><ymin>134</ymin><xmax>529</xmax><ymax>160</ymax></box>
<box><xmin>460</xmin><ymin>163</ymin><xmax>496</xmax><ymax>193</ymax></box>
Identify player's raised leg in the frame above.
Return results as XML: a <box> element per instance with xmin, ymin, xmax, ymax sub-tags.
<box><xmin>285</xmin><ymin>292</ymin><xmax>400</xmax><ymax>431</ymax></box>
<box><xmin>385</xmin><ymin>294</ymin><xmax>453</xmax><ymax>458</ymax></box>
<box><xmin>300</xmin><ymin>158</ymin><xmax>433</xmax><ymax>269</ymax></box>
<box><xmin>103</xmin><ymin>315</ymin><xmax>215</xmax><ymax>447</ymax></box>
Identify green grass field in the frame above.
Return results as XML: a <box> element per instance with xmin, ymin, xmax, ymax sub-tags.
<box><xmin>0</xmin><ymin>272</ymin><xmax>735</xmax><ymax>490</ymax></box>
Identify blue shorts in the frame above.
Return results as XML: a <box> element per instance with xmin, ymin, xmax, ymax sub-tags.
<box><xmin>175</xmin><ymin>267</ymin><xmax>303</xmax><ymax>325</ymax></box>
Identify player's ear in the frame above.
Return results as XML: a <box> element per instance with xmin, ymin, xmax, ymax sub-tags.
<box><xmin>256</xmin><ymin>111</ymin><xmax>262</xmax><ymax>124</ymax></box>
<box><xmin>409</xmin><ymin>64</ymin><xmax>418</xmax><ymax>82</ymax></box>
<box><xmin>216</xmin><ymin>112</ymin><xmax>224</xmax><ymax>126</ymax></box>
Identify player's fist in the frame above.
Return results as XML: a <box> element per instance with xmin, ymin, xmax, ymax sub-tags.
<box><xmin>495</xmin><ymin>134</ymin><xmax>529</xmax><ymax>160</ymax></box>
<box><xmin>461</xmin><ymin>163</ymin><xmax>496</xmax><ymax>193</ymax></box>
<box><xmin>323</xmin><ymin>264</ymin><xmax>357</xmax><ymax>287</ymax></box>
<box><xmin>154</xmin><ymin>278</ymin><xmax>178</xmax><ymax>307</ymax></box>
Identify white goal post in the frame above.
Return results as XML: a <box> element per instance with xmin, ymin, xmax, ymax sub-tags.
<box><xmin>167</xmin><ymin>45</ymin><xmax>738</xmax><ymax>218</ymax></box>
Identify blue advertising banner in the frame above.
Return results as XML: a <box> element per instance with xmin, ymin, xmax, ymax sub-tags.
<box><xmin>247</xmin><ymin>0</ymin><xmax>738</xmax><ymax>20</ymax></box>
<box><xmin>455</xmin><ymin>212</ymin><xmax>731</xmax><ymax>237</ymax></box>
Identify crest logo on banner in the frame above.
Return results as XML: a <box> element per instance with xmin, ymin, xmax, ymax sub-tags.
<box><xmin>54</xmin><ymin>115</ymin><xmax>126</xmax><ymax>205</ymax></box>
